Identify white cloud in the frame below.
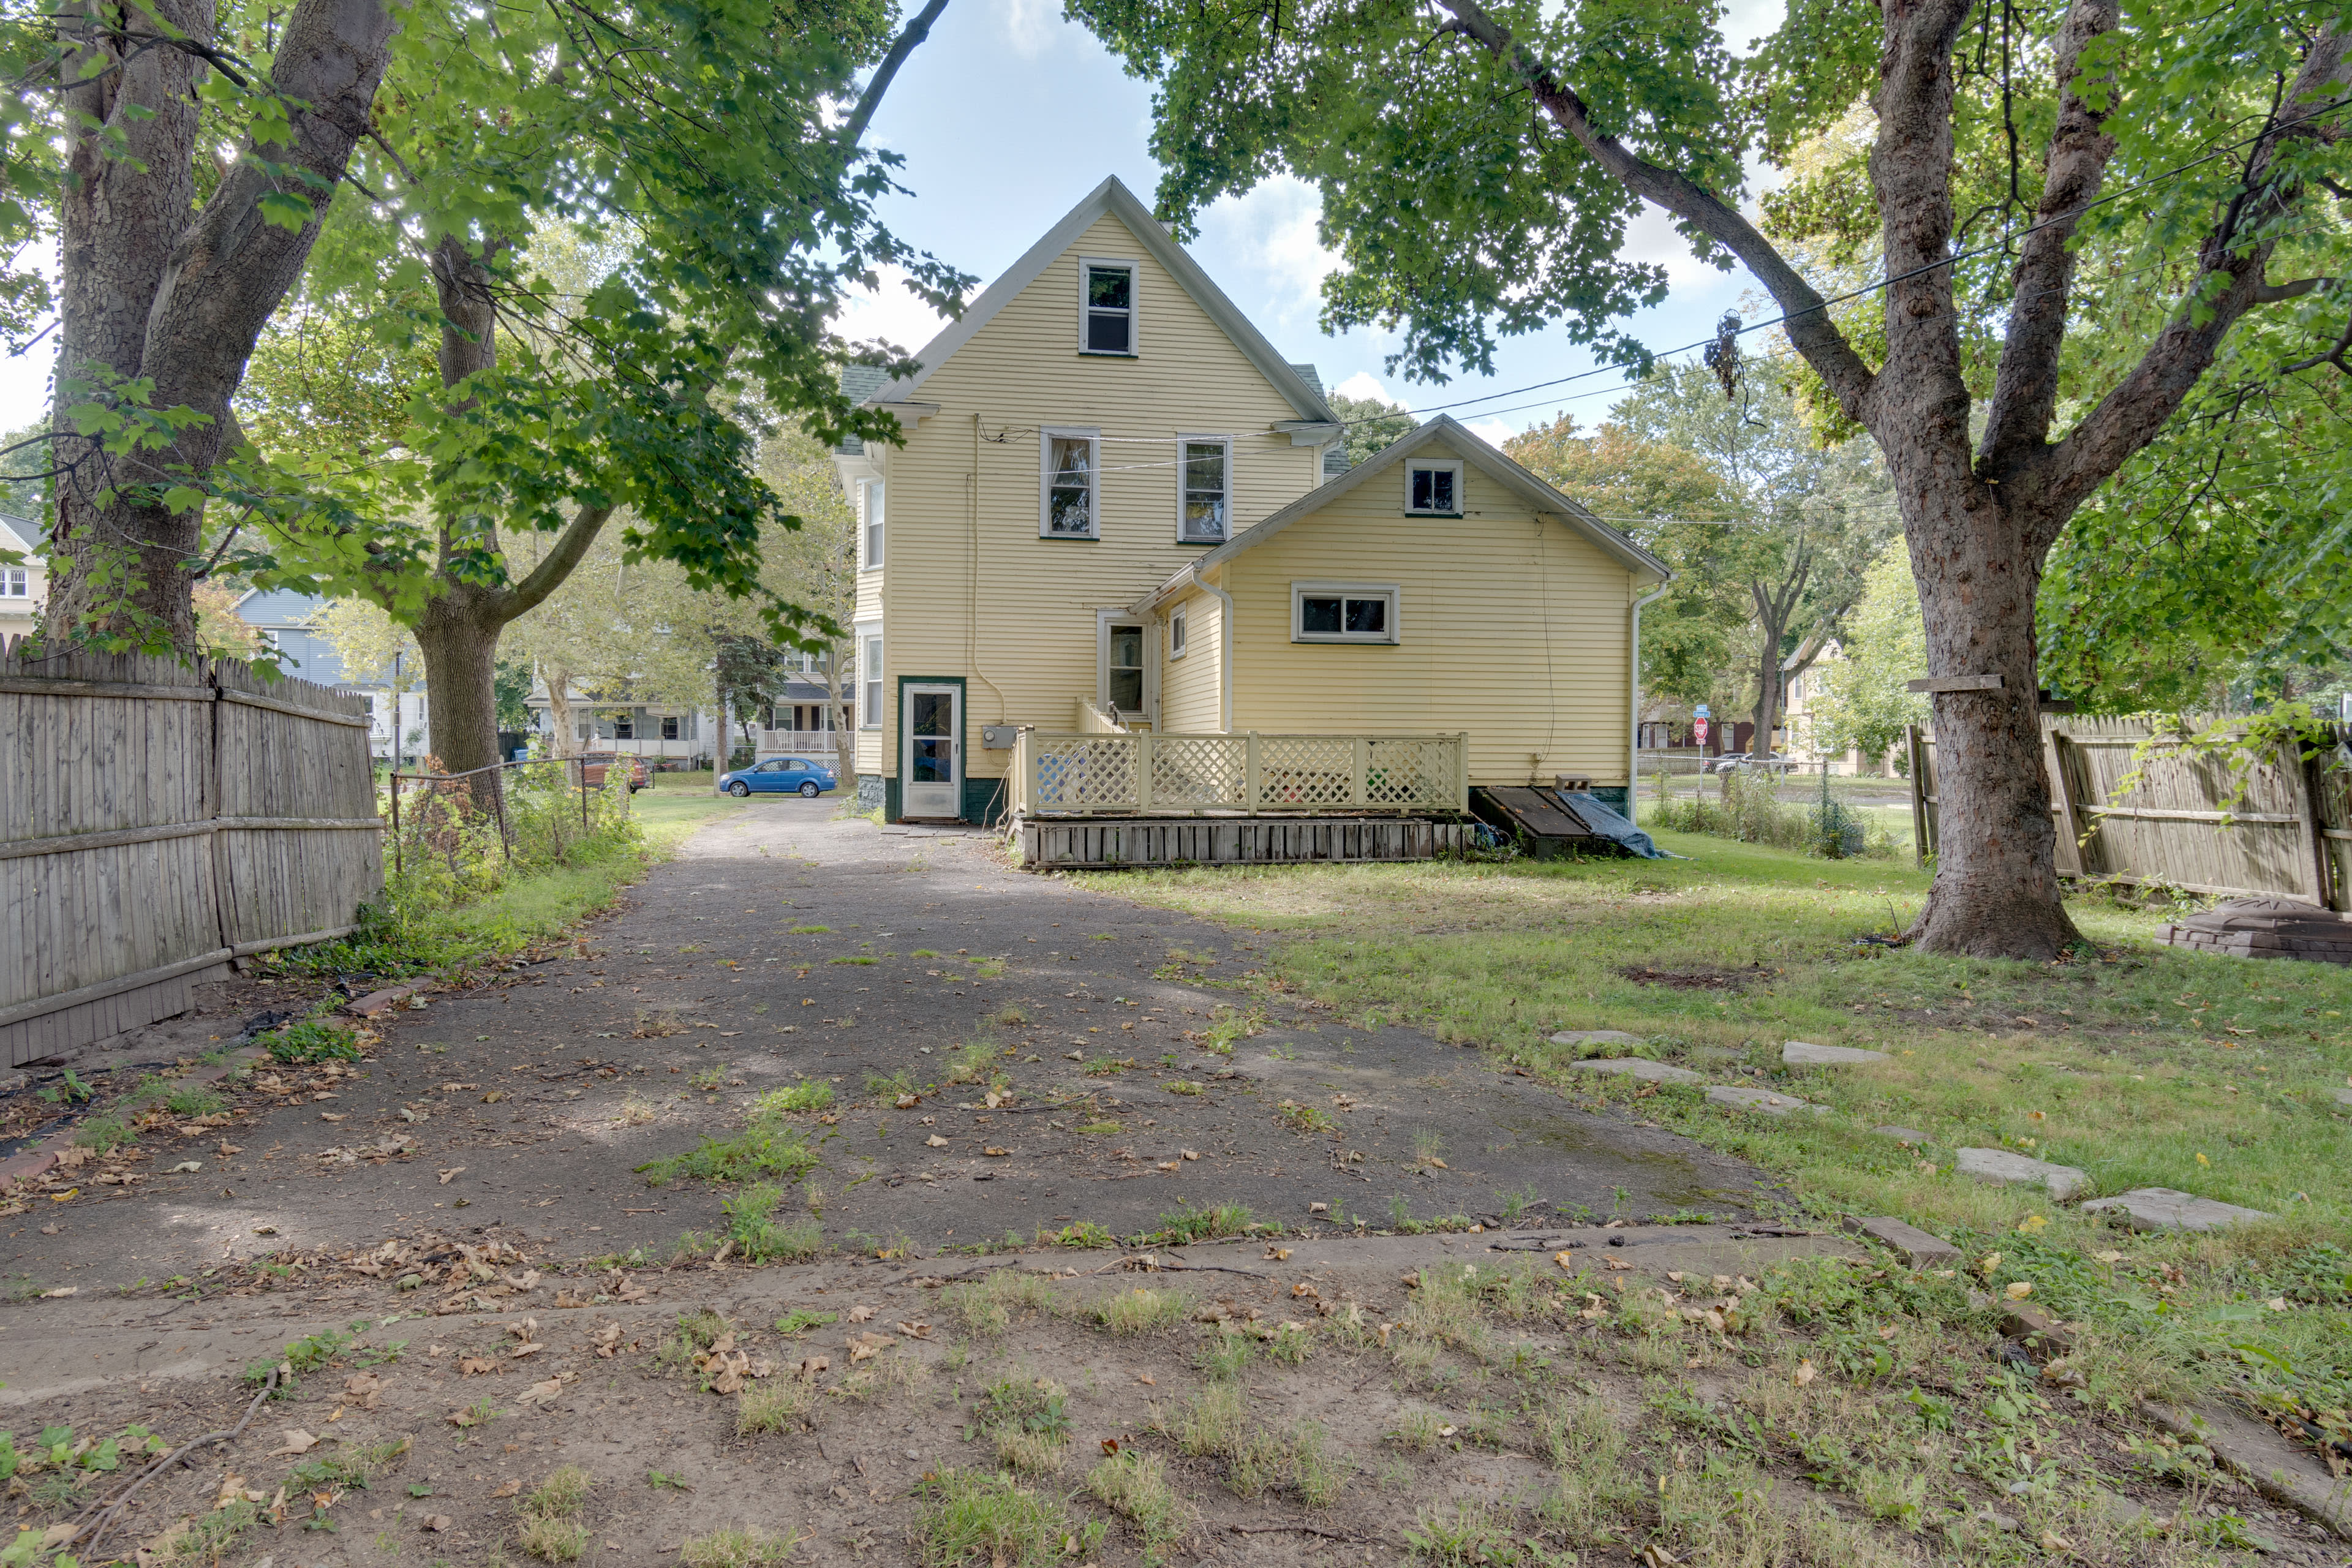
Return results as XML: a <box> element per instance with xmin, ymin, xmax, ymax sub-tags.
<box><xmin>1192</xmin><ymin>175</ymin><xmax>1342</xmax><ymax>336</ymax></box>
<box><xmin>1000</xmin><ymin>0</ymin><xmax>1058</xmax><ymax>58</ymax></box>
<box><xmin>834</xmin><ymin>265</ymin><xmax>954</xmax><ymax>356</ymax></box>
<box><xmin>1463</xmin><ymin>418</ymin><xmax>1519</xmax><ymax>449</ymax></box>
<box><xmin>1616</xmin><ymin>205</ymin><xmax>1727</xmax><ymax>293</ymax></box>
<box><xmin>1332</xmin><ymin>371</ymin><xmax>1393</xmax><ymax>404</ymax></box>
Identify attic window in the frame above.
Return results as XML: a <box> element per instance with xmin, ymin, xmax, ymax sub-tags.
<box><xmin>1404</xmin><ymin>460</ymin><xmax>1463</xmax><ymax>516</ymax></box>
<box><xmin>1082</xmin><ymin>260</ymin><xmax>1136</xmax><ymax>355</ymax></box>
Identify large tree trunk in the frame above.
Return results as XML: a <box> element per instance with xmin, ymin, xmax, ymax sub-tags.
<box><xmin>1749</xmin><ymin>631</ymin><xmax>1784</xmax><ymax>760</ymax></box>
<box><xmin>829</xmin><ymin>639</ymin><xmax>860</xmax><ymax>806</ymax></box>
<box><xmin>544</xmin><ymin>665</ymin><xmax>578</xmax><ymax>757</ymax></box>
<box><xmin>413</xmin><ymin>589</ymin><xmax>504</xmax><ymax>776</ymax></box>
<box><xmin>46</xmin><ymin>0</ymin><xmax>396</xmax><ymax>649</ymax></box>
<box><xmin>1901</xmin><ymin>491</ymin><xmax>2081</xmax><ymax>957</ymax></box>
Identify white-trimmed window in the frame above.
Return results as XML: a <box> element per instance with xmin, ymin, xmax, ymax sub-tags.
<box><xmin>1292</xmin><ymin>582</ymin><xmax>1400</xmax><ymax>644</ymax></box>
<box><xmin>858</xmin><ymin>628</ymin><xmax>884</xmax><ymax>727</ymax></box>
<box><xmin>1102</xmin><ymin>619</ymin><xmax>1145</xmax><ymax>717</ymax></box>
<box><xmin>1404</xmin><ymin>459</ymin><xmax>1464</xmax><ymax>516</ymax></box>
<box><xmin>1178</xmin><ymin>435</ymin><xmax>1230</xmax><ymax>543</ymax></box>
<box><xmin>1080</xmin><ymin>258</ymin><xmax>1136</xmax><ymax>355</ymax></box>
<box><xmin>1169</xmin><ymin>604</ymin><xmax>1188</xmax><ymax>659</ymax></box>
<box><xmin>861</xmin><ymin>479</ymin><xmax>884</xmax><ymax>570</ymax></box>
<box><xmin>1041</xmin><ymin>428</ymin><xmax>1099</xmax><ymax>538</ymax></box>
<box><xmin>1</xmin><ymin>568</ymin><xmax>25</xmax><ymax>596</ymax></box>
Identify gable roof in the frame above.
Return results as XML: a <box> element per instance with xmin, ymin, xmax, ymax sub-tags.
<box><xmin>857</xmin><ymin>176</ymin><xmax>1337</xmax><ymax>426</ymax></box>
<box><xmin>0</xmin><ymin>511</ymin><xmax>41</xmax><ymax>559</ymax></box>
<box><xmin>1134</xmin><ymin>414</ymin><xmax>1669</xmax><ymax>610</ymax></box>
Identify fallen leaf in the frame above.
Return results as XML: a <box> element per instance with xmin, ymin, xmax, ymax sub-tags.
<box><xmin>895</xmin><ymin>1321</ymin><xmax>932</xmax><ymax>1339</ymax></box>
<box><xmin>438</xmin><ymin>1167</ymin><xmax>466</xmax><ymax>1185</ymax></box>
<box><xmin>796</xmin><ymin>1355</ymin><xmax>830</xmax><ymax>1377</ymax></box>
<box><xmin>38</xmin><ymin>1286</ymin><xmax>76</xmax><ymax>1298</ymax></box>
<box><xmin>1136</xmin><ymin>1373</ymin><xmax>1155</xmax><ymax>1385</ymax></box>
<box><xmin>925</xmin><ymin>1134</ymin><xmax>949</xmax><ymax>1148</ymax></box>
<box><xmin>846</xmin><ymin>1331</ymin><xmax>892</xmax><ymax>1363</ymax></box>
<box><xmin>1264</xmin><ymin>1246</ymin><xmax>1291</xmax><ymax>1261</ymax></box>
<box><xmin>1603</xmin><ymin>1257</ymin><xmax>1634</xmax><ymax>1272</ymax></box>
<box><xmin>522</xmin><ymin>1373</ymin><xmax>573</xmax><ymax>1404</ymax></box>
<box><xmin>459</xmin><ymin>1357</ymin><xmax>497</xmax><ymax>1376</ymax></box>
<box><xmin>984</xmin><ymin>1090</ymin><xmax>1005</xmax><ymax>1108</ymax></box>
<box><xmin>217</xmin><ymin>1142</ymin><xmax>242</xmax><ymax>1155</ymax></box>
<box><xmin>1180</xmin><ymin>1148</ymin><xmax>1199</xmax><ymax>1161</ymax></box>
<box><xmin>1101</xmin><ymin>1438</ymin><xmax>1120</xmax><ymax>1455</ymax></box>
<box><xmin>2037</xmin><ymin>1532</ymin><xmax>2071</xmax><ymax>1553</ymax></box>
<box><xmin>344</xmin><ymin>1373</ymin><xmax>385</xmax><ymax>1409</ymax></box>
<box><xmin>2003</xmin><ymin>1281</ymin><xmax>2034</xmax><ymax>1300</ymax></box>
<box><xmin>1308</xmin><ymin>1201</ymin><xmax>1328</xmax><ymax>1214</ymax></box>
<box><xmin>271</xmin><ymin>1429</ymin><xmax>319</xmax><ymax>1457</ymax></box>
<box><xmin>846</xmin><ymin>1304</ymin><xmax>877</xmax><ymax>1322</ymax></box>
<box><xmin>1156</xmin><ymin>1161</ymin><xmax>1178</xmax><ymax>1171</ymax></box>
<box><xmin>1291</xmin><ymin>1283</ymin><xmax>1321</xmax><ymax>1299</ymax></box>
<box><xmin>592</xmin><ymin>1322</ymin><xmax>625</xmax><ymax>1357</ymax></box>
<box><xmin>1793</xmin><ymin>1361</ymin><xmax>1818</xmax><ymax>1387</ymax></box>
<box><xmin>2092</xmin><ymin>1250</ymin><xmax>2124</xmax><ymax>1264</ymax></box>
<box><xmin>168</xmin><ymin>1160</ymin><xmax>202</xmax><ymax>1173</ymax></box>
<box><xmin>424</xmin><ymin>1514</ymin><xmax>453</xmax><ymax>1532</ymax></box>
<box><xmin>510</xmin><ymin>1342</ymin><xmax>544</xmax><ymax>1358</ymax></box>
<box><xmin>984</xmin><ymin>1146</ymin><xmax>1012</xmax><ymax>1157</ymax></box>
<box><xmin>1554</xmin><ymin>1250</ymin><xmax>1579</xmax><ymax>1272</ymax></box>
<box><xmin>1427</xmin><ymin>1157</ymin><xmax>1448</xmax><ymax>1169</ymax></box>
<box><xmin>491</xmin><ymin>1479</ymin><xmax>522</xmax><ymax>1498</ymax></box>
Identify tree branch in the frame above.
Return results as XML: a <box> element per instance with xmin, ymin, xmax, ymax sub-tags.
<box><xmin>1428</xmin><ymin>0</ymin><xmax>1877</xmax><ymax>423</ymax></box>
<box><xmin>2254</xmin><ymin>276</ymin><xmax>2336</xmax><ymax>303</ymax></box>
<box><xmin>1978</xmin><ymin>0</ymin><xmax>2119</xmax><ymax>472</ymax></box>
<box><xmin>839</xmin><ymin>0</ymin><xmax>950</xmax><ymax>147</ymax></box>
<box><xmin>2032</xmin><ymin>28</ymin><xmax>2352</xmax><ymax>527</ymax></box>
<box><xmin>497</xmin><ymin>504</ymin><xmax>614</xmax><ymax>625</ymax></box>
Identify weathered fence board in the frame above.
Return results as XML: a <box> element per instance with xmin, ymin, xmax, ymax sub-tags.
<box><xmin>1910</xmin><ymin>715</ymin><xmax>2348</xmax><ymax>910</ymax></box>
<box><xmin>0</xmin><ymin>636</ymin><xmax>383</xmax><ymax>1066</ymax></box>
<box><xmin>1021</xmin><ymin>813</ymin><xmax>1469</xmax><ymax>869</ymax></box>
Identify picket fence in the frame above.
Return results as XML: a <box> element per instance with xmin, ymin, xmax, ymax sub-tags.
<box><xmin>0</xmin><ymin>636</ymin><xmax>383</xmax><ymax>1066</ymax></box>
<box><xmin>1908</xmin><ymin>714</ymin><xmax>2351</xmax><ymax>910</ymax></box>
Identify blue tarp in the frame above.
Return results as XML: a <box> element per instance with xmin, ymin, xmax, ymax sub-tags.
<box><xmin>1559</xmin><ymin>791</ymin><xmax>1673</xmax><ymax>859</ymax></box>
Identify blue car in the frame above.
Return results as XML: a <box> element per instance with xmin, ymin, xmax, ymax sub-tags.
<box><xmin>722</xmin><ymin>756</ymin><xmax>838</xmax><ymax>797</ymax></box>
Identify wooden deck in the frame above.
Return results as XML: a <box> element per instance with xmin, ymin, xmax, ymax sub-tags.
<box><xmin>1017</xmin><ymin>814</ymin><xmax>1472</xmax><ymax>870</ymax></box>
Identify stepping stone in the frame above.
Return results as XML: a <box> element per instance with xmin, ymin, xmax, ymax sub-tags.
<box><xmin>2081</xmin><ymin>1188</ymin><xmax>2275</xmax><ymax>1232</ymax></box>
<box><xmin>1705</xmin><ymin>1085</ymin><xmax>1827</xmax><ymax>1117</ymax></box>
<box><xmin>1954</xmin><ymin>1147</ymin><xmax>2087</xmax><ymax>1202</ymax></box>
<box><xmin>1871</xmin><ymin>1125</ymin><xmax>1929</xmax><ymax>1145</ymax></box>
<box><xmin>2332</xmin><ymin>1088</ymin><xmax>2352</xmax><ymax>1108</ymax></box>
<box><xmin>1782</xmin><ymin>1041</ymin><xmax>1890</xmax><ymax>1066</ymax></box>
<box><xmin>1549</xmin><ymin>1030</ymin><xmax>1644</xmax><ymax>1049</ymax></box>
<box><xmin>1841</xmin><ymin>1215</ymin><xmax>1961</xmax><ymax>1268</ymax></box>
<box><xmin>1566</xmin><ymin>1058</ymin><xmax>1701</xmax><ymax>1085</ymax></box>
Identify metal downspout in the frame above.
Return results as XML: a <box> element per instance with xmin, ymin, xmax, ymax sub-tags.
<box><xmin>1630</xmin><ymin>582</ymin><xmax>1670</xmax><ymax>800</ymax></box>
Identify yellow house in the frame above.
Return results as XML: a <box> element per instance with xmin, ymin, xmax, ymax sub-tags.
<box><xmin>833</xmin><ymin>177</ymin><xmax>1668</xmax><ymax>827</ymax></box>
<box><xmin>0</xmin><ymin>511</ymin><xmax>44</xmax><ymax>645</ymax></box>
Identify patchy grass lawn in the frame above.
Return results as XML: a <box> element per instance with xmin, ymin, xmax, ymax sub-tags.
<box><xmin>1076</xmin><ymin>828</ymin><xmax>2352</xmax><ymax>1474</ymax></box>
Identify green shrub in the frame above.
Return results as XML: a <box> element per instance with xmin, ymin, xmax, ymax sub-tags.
<box><xmin>757</xmin><ymin>1080</ymin><xmax>834</xmax><ymax>1115</ymax></box>
<box><xmin>264</xmin><ymin>1019</ymin><xmax>363</xmax><ymax>1065</ymax></box>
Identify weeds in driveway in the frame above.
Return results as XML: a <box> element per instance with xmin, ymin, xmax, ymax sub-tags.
<box><xmin>679</xmin><ymin>1525</ymin><xmax>808</xmax><ymax>1566</ymax></box>
<box><xmin>941</xmin><ymin>1268</ymin><xmax>1059</xmax><ymax>1336</ymax></box>
<box><xmin>973</xmin><ymin>1377</ymin><xmax>1071</xmax><ymax>1475</ymax></box>
<box><xmin>756</xmin><ymin>1080</ymin><xmax>834</xmax><ymax>1114</ymax></box>
<box><xmin>720</xmin><ymin>1183</ymin><xmax>824</xmax><ymax>1263</ymax></box>
<box><xmin>736</xmin><ymin>1379</ymin><xmax>814</xmax><ymax>1436</ymax></box>
<box><xmin>1084</xmin><ymin>1450</ymin><xmax>1191</xmax><ymax>1566</ymax></box>
<box><xmin>514</xmin><ymin>1465</ymin><xmax>591</xmax><ymax>1562</ymax></box>
<box><xmin>73</xmin><ymin>1114</ymin><xmax>135</xmax><ymax>1152</ymax></box>
<box><xmin>943</xmin><ymin>1042</ymin><xmax>1001</xmax><ymax>1086</ymax></box>
<box><xmin>1199</xmin><ymin>1004</ymin><xmax>1264</xmax><ymax>1055</ymax></box>
<box><xmin>1090</xmin><ymin>1286</ymin><xmax>1188</xmax><ymax>1335</ymax></box>
<box><xmin>262</xmin><ymin>1019</ymin><xmax>365</xmax><ymax>1065</ymax></box>
<box><xmin>1142</xmin><ymin>1200</ymin><xmax>1254</xmax><ymax>1246</ymax></box>
<box><xmin>864</xmin><ymin>1068</ymin><xmax>915</xmax><ymax>1101</ymax></box>
<box><xmin>914</xmin><ymin>1468</ymin><xmax>1102</xmax><ymax>1568</ymax></box>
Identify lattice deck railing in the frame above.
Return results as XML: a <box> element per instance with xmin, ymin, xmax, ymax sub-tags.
<box><xmin>1011</xmin><ymin>731</ymin><xmax>1469</xmax><ymax>816</ymax></box>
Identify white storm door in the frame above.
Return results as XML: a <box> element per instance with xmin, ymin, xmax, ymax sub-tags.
<box><xmin>902</xmin><ymin>684</ymin><xmax>962</xmax><ymax>817</ymax></box>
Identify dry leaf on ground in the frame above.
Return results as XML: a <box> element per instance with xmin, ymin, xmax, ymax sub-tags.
<box><xmin>270</xmin><ymin>1430</ymin><xmax>318</xmax><ymax>1456</ymax></box>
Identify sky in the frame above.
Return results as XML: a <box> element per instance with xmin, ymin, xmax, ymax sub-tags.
<box><xmin>0</xmin><ymin>0</ymin><xmax>1785</xmax><ymax>447</ymax></box>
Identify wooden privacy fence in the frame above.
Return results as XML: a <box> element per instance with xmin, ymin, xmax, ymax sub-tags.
<box><xmin>1907</xmin><ymin>715</ymin><xmax>2350</xmax><ymax>910</ymax></box>
<box><xmin>1011</xmin><ymin>729</ymin><xmax>1470</xmax><ymax>817</ymax></box>
<box><xmin>0</xmin><ymin>638</ymin><xmax>383</xmax><ymax>1067</ymax></box>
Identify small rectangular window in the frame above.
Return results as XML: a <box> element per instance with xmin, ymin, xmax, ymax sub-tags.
<box><xmin>1169</xmin><ymin>605</ymin><xmax>1188</xmax><ymax>659</ymax></box>
<box><xmin>1106</xmin><ymin>622</ymin><xmax>1144</xmax><ymax>715</ymax></box>
<box><xmin>2</xmin><ymin>568</ymin><xmax>23</xmax><ymax>596</ymax></box>
<box><xmin>1179</xmin><ymin>436</ymin><xmax>1229</xmax><ymax>542</ymax></box>
<box><xmin>1082</xmin><ymin>261</ymin><xmax>1134</xmax><ymax>354</ymax></box>
<box><xmin>861</xmin><ymin>633</ymin><xmax>884</xmax><ymax>727</ymax></box>
<box><xmin>660</xmin><ymin>715</ymin><xmax>680</xmax><ymax>741</ymax></box>
<box><xmin>614</xmin><ymin>713</ymin><xmax>635</xmax><ymax>740</ymax></box>
<box><xmin>1292</xmin><ymin>582</ymin><xmax>1401</xmax><ymax>644</ymax></box>
<box><xmin>1405</xmin><ymin>460</ymin><xmax>1464</xmax><ymax>516</ymax></box>
<box><xmin>1041</xmin><ymin>429</ymin><xmax>1099</xmax><ymax>538</ymax></box>
<box><xmin>861</xmin><ymin>480</ymin><xmax>884</xmax><ymax>571</ymax></box>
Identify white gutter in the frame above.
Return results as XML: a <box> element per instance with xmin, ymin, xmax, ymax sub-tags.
<box><xmin>1630</xmin><ymin>582</ymin><xmax>1671</xmax><ymax>800</ymax></box>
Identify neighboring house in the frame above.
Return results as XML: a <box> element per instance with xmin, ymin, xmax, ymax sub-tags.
<box><xmin>831</xmin><ymin>175</ymin><xmax>1669</xmax><ymax>824</ymax></box>
<box><xmin>0</xmin><ymin>511</ymin><xmax>45</xmax><ymax>643</ymax></box>
<box><xmin>235</xmin><ymin>589</ymin><xmax>422</xmax><ymax>761</ymax></box>
<box><xmin>1781</xmin><ymin>643</ymin><xmax>1861</xmax><ymax>772</ymax></box>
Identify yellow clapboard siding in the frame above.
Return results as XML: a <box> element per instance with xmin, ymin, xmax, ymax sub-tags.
<box><xmin>867</xmin><ymin>211</ymin><xmax>1325</xmax><ymax>779</ymax></box>
<box><xmin>1158</xmin><ymin>585</ymin><xmax>1222</xmax><ymax>733</ymax></box>
<box><xmin>1213</xmin><ymin>441</ymin><xmax>1640</xmax><ymax>786</ymax></box>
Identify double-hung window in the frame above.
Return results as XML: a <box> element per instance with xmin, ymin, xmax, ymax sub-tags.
<box><xmin>1404</xmin><ymin>459</ymin><xmax>1464</xmax><ymax>516</ymax></box>
<box><xmin>859</xmin><ymin>630</ymin><xmax>884</xmax><ymax>727</ymax></box>
<box><xmin>861</xmin><ymin>480</ymin><xmax>884</xmax><ymax>570</ymax></box>
<box><xmin>1169</xmin><ymin>605</ymin><xmax>1188</xmax><ymax>659</ymax></box>
<box><xmin>1103</xmin><ymin>620</ymin><xmax>1145</xmax><ymax>717</ymax></box>
<box><xmin>1</xmin><ymin>567</ymin><xmax>25</xmax><ymax>596</ymax></box>
<box><xmin>1041</xmin><ymin>429</ymin><xmax>1099</xmax><ymax>538</ymax></box>
<box><xmin>1292</xmin><ymin>582</ymin><xmax>1401</xmax><ymax>645</ymax></box>
<box><xmin>1178</xmin><ymin>435</ymin><xmax>1230</xmax><ymax>543</ymax></box>
<box><xmin>1080</xmin><ymin>260</ymin><xmax>1136</xmax><ymax>354</ymax></box>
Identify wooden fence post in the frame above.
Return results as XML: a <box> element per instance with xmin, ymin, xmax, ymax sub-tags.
<box><xmin>1135</xmin><ymin>733</ymin><xmax>1154</xmax><ymax>814</ymax></box>
<box><xmin>2043</xmin><ymin>719</ymin><xmax>2086</xmax><ymax>876</ymax></box>
<box><xmin>1905</xmin><ymin>723</ymin><xmax>1929</xmax><ymax>869</ymax></box>
<box><xmin>2288</xmin><ymin>741</ymin><xmax>2332</xmax><ymax>908</ymax></box>
<box><xmin>1245</xmin><ymin>732</ymin><xmax>1262</xmax><ymax>813</ymax></box>
<box><xmin>1352</xmin><ymin>737</ymin><xmax>1368</xmax><ymax>807</ymax></box>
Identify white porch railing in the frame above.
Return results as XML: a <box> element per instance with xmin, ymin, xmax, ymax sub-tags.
<box><xmin>1011</xmin><ymin>730</ymin><xmax>1469</xmax><ymax>816</ymax></box>
<box><xmin>758</xmin><ymin>729</ymin><xmax>840</xmax><ymax>757</ymax></box>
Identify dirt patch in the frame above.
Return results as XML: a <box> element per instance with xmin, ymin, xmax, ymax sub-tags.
<box><xmin>1616</xmin><ymin>963</ymin><xmax>1769</xmax><ymax>992</ymax></box>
